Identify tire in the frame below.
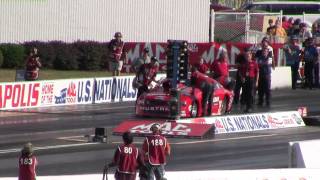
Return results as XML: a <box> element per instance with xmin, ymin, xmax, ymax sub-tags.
<box><xmin>220</xmin><ymin>98</ymin><xmax>227</xmax><ymax>115</ymax></box>
<box><xmin>190</xmin><ymin>101</ymin><xmax>198</xmax><ymax>118</ymax></box>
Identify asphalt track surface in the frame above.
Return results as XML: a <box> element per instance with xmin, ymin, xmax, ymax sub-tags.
<box><xmin>0</xmin><ymin>88</ymin><xmax>320</xmax><ymax>177</ymax></box>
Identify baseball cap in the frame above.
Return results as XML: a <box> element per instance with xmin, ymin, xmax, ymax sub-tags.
<box><xmin>151</xmin><ymin>56</ymin><xmax>158</xmax><ymax>62</ymax></box>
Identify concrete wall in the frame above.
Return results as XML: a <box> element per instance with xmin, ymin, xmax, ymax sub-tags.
<box><xmin>0</xmin><ymin>0</ymin><xmax>209</xmax><ymax>43</ymax></box>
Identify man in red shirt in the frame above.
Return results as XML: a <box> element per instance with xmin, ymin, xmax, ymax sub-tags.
<box><xmin>108</xmin><ymin>32</ymin><xmax>127</xmax><ymax>76</ymax></box>
<box><xmin>142</xmin><ymin>123</ymin><xmax>171</xmax><ymax>180</ymax></box>
<box><xmin>196</xmin><ymin>58</ymin><xmax>209</xmax><ymax>74</ymax></box>
<box><xmin>19</xmin><ymin>143</ymin><xmax>38</xmax><ymax>180</ymax></box>
<box><xmin>108</xmin><ymin>132</ymin><xmax>144</xmax><ymax>180</ymax></box>
<box><xmin>239</xmin><ymin>50</ymin><xmax>259</xmax><ymax>113</ymax></box>
<box><xmin>191</xmin><ymin>67</ymin><xmax>216</xmax><ymax>116</ymax></box>
<box><xmin>210</xmin><ymin>50</ymin><xmax>234</xmax><ymax>89</ymax></box>
<box><xmin>136</xmin><ymin>56</ymin><xmax>159</xmax><ymax>97</ymax></box>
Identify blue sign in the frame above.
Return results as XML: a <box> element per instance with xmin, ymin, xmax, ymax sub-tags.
<box><xmin>55</xmin><ymin>88</ymin><xmax>67</xmax><ymax>104</ymax></box>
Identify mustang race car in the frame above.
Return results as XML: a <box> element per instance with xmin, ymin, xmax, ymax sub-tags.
<box><xmin>136</xmin><ymin>78</ymin><xmax>234</xmax><ymax>119</ymax></box>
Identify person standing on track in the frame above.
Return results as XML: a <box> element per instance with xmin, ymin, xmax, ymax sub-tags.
<box><xmin>108</xmin><ymin>131</ymin><xmax>145</xmax><ymax>180</ymax></box>
<box><xmin>303</xmin><ymin>37</ymin><xmax>319</xmax><ymax>89</ymax></box>
<box><xmin>240</xmin><ymin>50</ymin><xmax>259</xmax><ymax>113</ymax></box>
<box><xmin>18</xmin><ymin>143</ymin><xmax>38</xmax><ymax>180</ymax></box>
<box><xmin>142</xmin><ymin>123</ymin><xmax>170</xmax><ymax>180</ymax></box>
<box><xmin>191</xmin><ymin>67</ymin><xmax>216</xmax><ymax>116</ymax></box>
<box><xmin>107</xmin><ymin>32</ymin><xmax>127</xmax><ymax>76</ymax></box>
<box><xmin>256</xmin><ymin>48</ymin><xmax>273</xmax><ymax>107</ymax></box>
<box><xmin>136</xmin><ymin>56</ymin><xmax>159</xmax><ymax>98</ymax></box>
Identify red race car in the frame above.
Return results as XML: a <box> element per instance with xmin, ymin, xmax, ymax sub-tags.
<box><xmin>135</xmin><ymin>78</ymin><xmax>234</xmax><ymax>119</ymax></box>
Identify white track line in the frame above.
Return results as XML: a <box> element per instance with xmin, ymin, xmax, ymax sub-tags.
<box><xmin>173</xmin><ymin>134</ymin><xmax>278</xmax><ymax>145</ymax></box>
<box><xmin>0</xmin><ymin>142</ymin><xmax>99</xmax><ymax>154</ymax></box>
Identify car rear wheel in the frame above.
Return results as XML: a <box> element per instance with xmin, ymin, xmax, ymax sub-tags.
<box><xmin>220</xmin><ymin>98</ymin><xmax>227</xmax><ymax>115</ymax></box>
<box><xmin>190</xmin><ymin>101</ymin><xmax>198</xmax><ymax>118</ymax></box>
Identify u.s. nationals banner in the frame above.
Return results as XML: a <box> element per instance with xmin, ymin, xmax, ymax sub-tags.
<box><xmin>122</xmin><ymin>42</ymin><xmax>284</xmax><ymax>73</ymax></box>
<box><xmin>40</xmin><ymin>78</ymin><xmax>95</xmax><ymax>107</ymax></box>
<box><xmin>0</xmin><ymin>81</ymin><xmax>41</xmax><ymax>109</ymax></box>
<box><xmin>113</xmin><ymin>120</ymin><xmax>215</xmax><ymax>138</ymax></box>
<box><xmin>94</xmin><ymin>76</ymin><xmax>137</xmax><ymax>103</ymax></box>
<box><xmin>176</xmin><ymin>111</ymin><xmax>305</xmax><ymax>134</ymax></box>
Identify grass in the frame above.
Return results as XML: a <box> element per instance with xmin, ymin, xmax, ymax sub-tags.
<box><xmin>0</xmin><ymin>69</ymin><xmax>134</xmax><ymax>82</ymax></box>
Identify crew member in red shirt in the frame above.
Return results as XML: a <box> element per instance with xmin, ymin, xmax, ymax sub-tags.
<box><xmin>191</xmin><ymin>67</ymin><xmax>216</xmax><ymax>116</ymax></box>
<box><xmin>19</xmin><ymin>143</ymin><xmax>38</xmax><ymax>180</ymax></box>
<box><xmin>239</xmin><ymin>50</ymin><xmax>259</xmax><ymax>113</ymax></box>
<box><xmin>136</xmin><ymin>56</ymin><xmax>159</xmax><ymax>98</ymax></box>
<box><xmin>210</xmin><ymin>50</ymin><xmax>234</xmax><ymax>89</ymax></box>
<box><xmin>196</xmin><ymin>58</ymin><xmax>209</xmax><ymax>74</ymax></box>
<box><xmin>142</xmin><ymin>123</ymin><xmax>170</xmax><ymax>180</ymax></box>
<box><xmin>108</xmin><ymin>132</ymin><xmax>144</xmax><ymax>180</ymax></box>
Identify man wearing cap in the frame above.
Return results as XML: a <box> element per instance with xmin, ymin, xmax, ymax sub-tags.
<box><xmin>284</xmin><ymin>36</ymin><xmax>302</xmax><ymax>89</ymax></box>
<box><xmin>131</xmin><ymin>48</ymin><xmax>151</xmax><ymax>74</ymax></box>
<box><xmin>19</xmin><ymin>143</ymin><xmax>38</xmax><ymax>180</ymax></box>
<box><xmin>142</xmin><ymin>123</ymin><xmax>171</xmax><ymax>180</ymax></box>
<box><xmin>136</xmin><ymin>56</ymin><xmax>159</xmax><ymax>97</ymax></box>
<box><xmin>108</xmin><ymin>132</ymin><xmax>145</xmax><ymax>180</ymax></box>
<box><xmin>303</xmin><ymin>37</ymin><xmax>319</xmax><ymax>89</ymax></box>
<box><xmin>108</xmin><ymin>32</ymin><xmax>127</xmax><ymax>76</ymax></box>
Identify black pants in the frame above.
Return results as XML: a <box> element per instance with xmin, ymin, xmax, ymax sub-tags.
<box><xmin>200</xmin><ymin>82</ymin><xmax>214</xmax><ymax>116</ymax></box>
<box><xmin>304</xmin><ymin>62</ymin><xmax>314</xmax><ymax>89</ymax></box>
<box><xmin>234</xmin><ymin>74</ymin><xmax>244</xmax><ymax>105</ymax></box>
<box><xmin>137</xmin><ymin>85</ymin><xmax>148</xmax><ymax>98</ymax></box>
<box><xmin>243</xmin><ymin>77</ymin><xmax>255</xmax><ymax>110</ymax></box>
<box><xmin>314</xmin><ymin>62</ymin><xmax>319</xmax><ymax>88</ymax></box>
<box><xmin>258</xmin><ymin>75</ymin><xmax>271</xmax><ymax>106</ymax></box>
<box><xmin>291</xmin><ymin>63</ymin><xmax>299</xmax><ymax>89</ymax></box>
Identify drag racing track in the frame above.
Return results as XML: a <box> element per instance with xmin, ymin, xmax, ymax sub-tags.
<box><xmin>1</xmin><ymin>88</ymin><xmax>320</xmax><ymax>177</ymax></box>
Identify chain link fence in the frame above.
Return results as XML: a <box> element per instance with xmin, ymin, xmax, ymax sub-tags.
<box><xmin>212</xmin><ymin>11</ymin><xmax>283</xmax><ymax>43</ymax></box>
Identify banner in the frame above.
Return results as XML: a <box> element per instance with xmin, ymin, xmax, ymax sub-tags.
<box><xmin>0</xmin><ymin>82</ymin><xmax>41</xmax><ymax>109</ymax></box>
<box><xmin>40</xmin><ymin>79</ymin><xmax>94</xmax><ymax>107</ymax></box>
<box><xmin>94</xmin><ymin>76</ymin><xmax>137</xmax><ymax>103</ymax></box>
<box><xmin>122</xmin><ymin>42</ymin><xmax>284</xmax><ymax>73</ymax></box>
<box><xmin>113</xmin><ymin>120</ymin><xmax>214</xmax><ymax>138</ymax></box>
<box><xmin>176</xmin><ymin>111</ymin><xmax>305</xmax><ymax>134</ymax></box>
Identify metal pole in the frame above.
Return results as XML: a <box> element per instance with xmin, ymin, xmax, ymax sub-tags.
<box><xmin>245</xmin><ymin>10</ymin><xmax>250</xmax><ymax>43</ymax></box>
<box><xmin>210</xmin><ymin>9</ymin><xmax>215</xmax><ymax>43</ymax></box>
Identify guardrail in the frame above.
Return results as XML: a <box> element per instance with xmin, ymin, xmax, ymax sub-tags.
<box><xmin>0</xmin><ymin>66</ymin><xmax>291</xmax><ymax>110</ymax></box>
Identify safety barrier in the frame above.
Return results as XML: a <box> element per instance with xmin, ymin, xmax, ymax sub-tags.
<box><xmin>2</xmin><ymin>169</ymin><xmax>320</xmax><ymax>180</ymax></box>
<box><xmin>0</xmin><ymin>66</ymin><xmax>292</xmax><ymax>110</ymax></box>
<box><xmin>176</xmin><ymin>111</ymin><xmax>305</xmax><ymax>134</ymax></box>
<box><xmin>289</xmin><ymin>139</ymin><xmax>320</xmax><ymax>168</ymax></box>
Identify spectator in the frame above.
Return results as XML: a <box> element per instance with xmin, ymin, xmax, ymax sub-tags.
<box><xmin>256</xmin><ymin>48</ymin><xmax>273</xmax><ymax>107</ymax></box>
<box><xmin>196</xmin><ymin>58</ymin><xmax>209</xmax><ymax>74</ymax></box>
<box><xmin>283</xmin><ymin>36</ymin><xmax>302</xmax><ymax>89</ymax></box>
<box><xmin>266</xmin><ymin>19</ymin><xmax>275</xmax><ymax>35</ymax></box>
<box><xmin>233</xmin><ymin>49</ymin><xmax>247</xmax><ymax>105</ymax></box>
<box><xmin>131</xmin><ymin>48</ymin><xmax>151</xmax><ymax>73</ymax></box>
<box><xmin>135</xmin><ymin>56</ymin><xmax>159</xmax><ymax>98</ymax></box>
<box><xmin>312</xmin><ymin>23</ymin><xmax>320</xmax><ymax>45</ymax></box>
<box><xmin>19</xmin><ymin>143</ymin><xmax>38</xmax><ymax>180</ymax></box>
<box><xmin>240</xmin><ymin>50</ymin><xmax>259</xmax><ymax>113</ymax></box>
<box><xmin>142</xmin><ymin>123</ymin><xmax>170</xmax><ymax>180</ymax></box>
<box><xmin>269</xmin><ymin>19</ymin><xmax>287</xmax><ymax>43</ymax></box>
<box><xmin>299</xmin><ymin>23</ymin><xmax>313</xmax><ymax>45</ymax></box>
<box><xmin>25</xmin><ymin>47</ymin><xmax>41</xmax><ymax>81</ymax></box>
<box><xmin>282</xmin><ymin>16</ymin><xmax>291</xmax><ymax>32</ymax></box>
<box><xmin>108</xmin><ymin>132</ymin><xmax>145</xmax><ymax>180</ymax></box>
<box><xmin>191</xmin><ymin>66</ymin><xmax>216</xmax><ymax>116</ymax></box>
<box><xmin>303</xmin><ymin>37</ymin><xmax>319</xmax><ymax>89</ymax></box>
<box><xmin>108</xmin><ymin>32</ymin><xmax>127</xmax><ymax>76</ymax></box>
<box><xmin>289</xmin><ymin>18</ymin><xmax>302</xmax><ymax>37</ymax></box>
